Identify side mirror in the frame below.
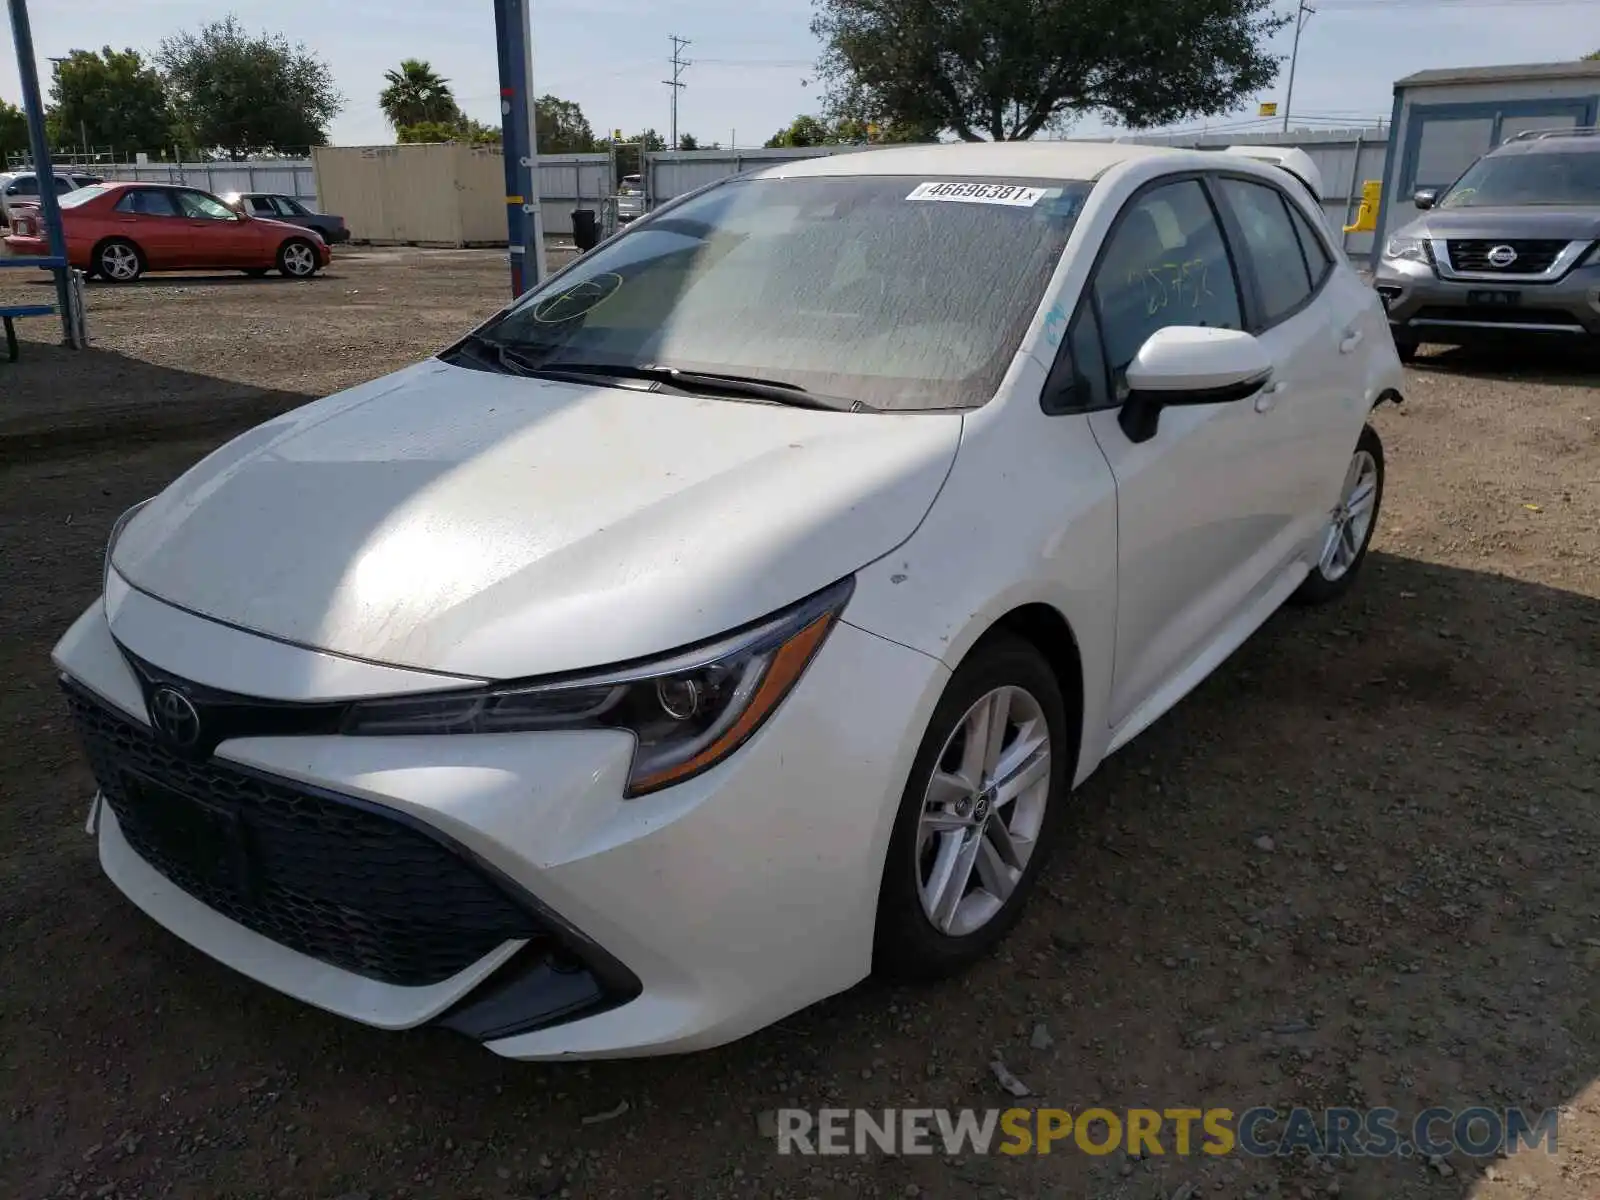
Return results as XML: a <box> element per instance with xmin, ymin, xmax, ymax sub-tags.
<box><xmin>1412</xmin><ymin>188</ymin><xmax>1438</xmax><ymax>211</ymax></box>
<box><xmin>1118</xmin><ymin>327</ymin><xmax>1272</xmax><ymax>444</ymax></box>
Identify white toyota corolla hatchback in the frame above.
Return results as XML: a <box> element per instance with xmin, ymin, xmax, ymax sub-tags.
<box><xmin>54</xmin><ymin>142</ymin><xmax>1404</xmax><ymax>1059</ymax></box>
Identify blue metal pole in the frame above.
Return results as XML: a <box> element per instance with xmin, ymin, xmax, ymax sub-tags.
<box><xmin>493</xmin><ymin>0</ymin><xmax>547</xmax><ymax>298</ymax></box>
<box><xmin>7</xmin><ymin>0</ymin><xmax>74</xmax><ymax>342</ymax></box>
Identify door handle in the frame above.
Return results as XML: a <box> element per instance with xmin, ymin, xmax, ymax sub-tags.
<box><xmin>1254</xmin><ymin>380</ymin><xmax>1288</xmax><ymax>413</ymax></box>
<box><xmin>1339</xmin><ymin>328</ymin><xmax>1364</xmax><ymax>354</ymax></box>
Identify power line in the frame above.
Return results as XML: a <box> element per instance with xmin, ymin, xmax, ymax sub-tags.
<box><xmin>665</xmin><ymin>34</ymin><xmax>691</xmax><ymax>151</ymax></box>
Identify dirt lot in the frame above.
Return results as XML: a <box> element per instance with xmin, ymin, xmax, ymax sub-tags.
<box><xmin>2</xmin><ymin>251</ymin><xmax>1598</xmax><ymax>1200</ymax></box>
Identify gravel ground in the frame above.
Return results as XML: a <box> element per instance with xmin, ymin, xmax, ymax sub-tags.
<box><xmin>2</xmin><ymin>250</ymin><xmax>1598</xmax><ymax>1200</ymax></box>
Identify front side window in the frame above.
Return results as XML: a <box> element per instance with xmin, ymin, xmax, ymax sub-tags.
<box><xmin>11</xmin><ymin>176</ymin><xmax>38</xmax><ymax>197</ymax></box>
<box><xmin>178</xmin><ymin>191</ymin><xmax>236</xmax><ymax>220</ymax></box>
<box><xmin>1440</xmin><ymin>150</ymin><xmax>1600</xmax><ymax>208</ymax></box>
<box><xmin>1217</xmin><ymin>178</ymin><xmax>1313</xmax><ymax>325</ymax></box>
<box><xmin>115</xmin><ymin>189</ymin><xmax>179</xmax><ymax>217</ymax></box>
<box><xmin>274</xmin><ymin>196</ymin><xmax>310</xmax><ymax>216</ymax></box>
<box><xmin>1091</xmin><ymin>179</ymin><xmax>1243</xmax><ymax>389</ymax></box>
<box><xmin>474</xmin><ymin>175</ymin><xmax>1094</xmax><ymax>411</ymax></box>
<box><xmin>249</xmin><ymin>196</ymin><xmax>276</xmax><ymax>215</ymax></box>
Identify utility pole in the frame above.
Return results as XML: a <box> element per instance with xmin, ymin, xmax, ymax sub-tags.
<box><xmin>665</xmin><ymin>35</ymin><xmax>691</xmax><ymax>150</ymax></box>
<box><xmin>1282</xmin><ymin>0</ymin><xmax>1314</xmax><ymax>133</ymax></box>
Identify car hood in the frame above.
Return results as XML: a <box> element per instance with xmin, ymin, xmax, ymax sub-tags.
<box><xmin>1403</xmin><ymin>205</ymin><xmax>1600</xmax><ymax>241</ymax></box>
<box><xmin>111</xmin><ymin>360</ymin><xmax>962</xmax><ymax>679</ymax></box>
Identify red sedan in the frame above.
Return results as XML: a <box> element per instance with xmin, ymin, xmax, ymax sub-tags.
<box><xmin>3</xmin><ymin>181</ymin><xmax>331</xmax><ymax>283</ymax></box>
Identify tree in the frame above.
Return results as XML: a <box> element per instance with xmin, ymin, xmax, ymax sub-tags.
<box><xmin>380</xmin><ymin>59</ymin><xmax>459</xmax><ymax>131</ymax></box>
<box><xmin>48</xmin><ymin>48</ymin><xmax>173</xmax><ymax>152</ymax></box>
<box><xmin>534</xmin><ymin>94</ymin><xmax>595</xmax><ymax>154</ymax></box>
<box><xmin>763</xmin><ymin>112</ymin><xmax>935</xmax><ymax>148</ymax></box>
<box><xmin>158</xmin><ymin>16</ymin><xmax>343</xmax><ymax>157</ymax></box>
<box><xmin>678</xmin><ymin>132</ymin><xmax>700</xmax><ymax>150</ymax></box>
<box><xmin>765</xmin><ymin>114</ymin><xmax>833</xmax><ymax>148</ymax></box>
<box><xmin>0</xmin><ymin>100</ymin><xmax>27</xmax><ymax>159</ymax></box>
<box><xmin>1587</xmin><ymin>49</ymin><xmax>1600</xmax><ymax>60</ymax></box>
<box><xmin>396</xmin><ymin>121</ymin><xmax>461</xmax><ymax>143</ymax></box>
<box><xmin>812</xmin><ymin>0</ymin><xmax>1288</xmax><ymax>141</ymax></box>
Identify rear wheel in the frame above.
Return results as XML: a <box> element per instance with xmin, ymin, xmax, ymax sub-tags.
<box><xmin>277</xmin><ymin>239</ymin><xmax>319</xmax><ymax>279</ymax></box>
<box><xmin>95</xmin><ymin>239</ymin><xmax>144</xmax><ymax>284</ymax></box>
<box><xmin>1291</xmin><ymin>424</ymin><xmax>1385</xmax><ymax>606</ymax></box>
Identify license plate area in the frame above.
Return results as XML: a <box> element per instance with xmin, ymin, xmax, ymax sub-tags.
<box><xmin>1467</xmin><ymin>289</ymin><xmax>1521</xmax><ymax>307</ymax></box>
<box><xmin>124</xmin><ymin>773</ymin><xmax>255</xmax><ymax>894</ymax></box>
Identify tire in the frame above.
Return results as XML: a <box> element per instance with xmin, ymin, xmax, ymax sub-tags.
<box><xmin>874</xmin><ymin>632</ymin><xmax>1072</xmax><ymax>982</ymax></box>
<box><xmin>1291</xmin><ymin>424</ymin><xmax>1385</xmax><ymax>607</ymax></box>
<box><xmin>276</xmin><ymin>238</ymin><xmax>319</xmax><ymax>279</ymax></box>
<box><xmin>93</xmin><ymin>238</ymin><xmax>144</xmax><ymax>284</ymax></box>
<box><xmin>242</xmin><ymin>267</ymin><xmax>270</xmax><ymax>278</ymax></box>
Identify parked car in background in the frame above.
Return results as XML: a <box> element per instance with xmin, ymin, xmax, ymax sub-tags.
<box><xmin>3</xmin><ymin>181</ymin><xmax>330</xmax><ymax>282</ymax></box>
<box><xmin>53</xmin><ymin>142</ymin><xmax>1403</xmax><ymax>1060</ymax></box>
<box><xmin>615</xmin><ymin>174</ymin><xmax>645</xmax><ymax>224</ymax></box>
<box><xmin>222</xmin><ymin>192</ymin><xmax>349</xmax><ymax>244</ymax></box>
<box><xmin>0</xmin><ymin>169</ymin><xmax>103</xmax><ymax>227</ymax></box>
<box><xmin>1376</xmin><ymin>126</ymin><xmax>1600</xmax><ymax>358</ymax></box>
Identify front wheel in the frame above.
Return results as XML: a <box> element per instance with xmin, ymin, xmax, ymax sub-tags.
<box><xmin>1291</xmin><ymin>424</ymin><xmax>1385</xmax><ymax>606</ymax></box>
<box><xmin>277</xmin><ymin>239</ymin><xmax>319</xmax><ymax>278</ymax></box>
<box><xmin>874</xmin><ymin>633</ymin><xmax>1070</xmax><ymax>982</ymax></box>
<box><xmin>95</xmin><ymin>239</ymin><xmax>144</xmax><ymax>284</ymax></box>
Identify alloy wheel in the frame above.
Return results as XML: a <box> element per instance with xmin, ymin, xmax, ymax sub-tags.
<box><xmin>101</xmin><ymin>244</ymin><xmax>139</xmax><ymax>281</ymax></box>
<box><xmin>282</xmin><ymin>243</ymin><xmax>316</xmax><ymax>276</ymax></box>
<box><xmin>917</xmin><ymin>685</ymin><xmax>1052</xmax><ymax>937</ymax></box>
<box><xmin>1318</xmin><ymin>448</ymin><xmax>1379</xmax><ymax>582</ymax></box>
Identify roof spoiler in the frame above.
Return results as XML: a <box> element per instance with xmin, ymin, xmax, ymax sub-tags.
<box><xmin>1204</xmin><ymin>145</ymin><xmax>1326</xmax><ymax>203</ymax></box>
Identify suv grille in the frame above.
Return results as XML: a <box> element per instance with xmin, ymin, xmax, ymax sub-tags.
<box><xmin>67</xmin><ymin>686</ymin><xmax>539</xmax><ymax>986</ymax></box>
<box><xmin>1446</xmin><ymin>239</ymin><xmax>1572</xmax><ymax>274</ymax></box>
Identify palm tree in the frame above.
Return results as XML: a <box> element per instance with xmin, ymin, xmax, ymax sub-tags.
<box><xmin>379</xmin><ymin>59</ymin><xmax>459</xmax><ymax>132</ymax></box>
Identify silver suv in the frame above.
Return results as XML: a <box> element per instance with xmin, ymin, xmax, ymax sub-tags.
<box><xmin>1375</xmin><ymin>128</ymin><xmax>1600</xmax><ymax>358</ymax></box>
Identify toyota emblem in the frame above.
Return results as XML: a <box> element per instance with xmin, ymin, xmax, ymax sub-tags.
<box><xmin>1486</xmin><ymin>244</ymin><xmax>1518</xmax><ymax>268</ymax></box>
<box><xmin>149</xmin><ymin>685</ymin><xmax>202</xmax><ymax>749</ymax></box>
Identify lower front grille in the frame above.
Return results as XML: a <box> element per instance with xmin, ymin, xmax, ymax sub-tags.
<box><xmin>1446</xmin><ymin>239</ymin><xmax>1572</xmax><ymax>274</ymax></box>
<box><xmin>1411</xmin><ymin>305</ymin><xmax>1587</xmax><ymax>329</ymax></box>
<box><xmin>67</xmin><ymin>685</ymin><xmax>540</xmax><ymax>986</ymax></box>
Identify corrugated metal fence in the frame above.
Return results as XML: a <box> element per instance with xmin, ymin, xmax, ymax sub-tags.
<box><xmin>93</xmin><ymin>159</ymin><xmax>321</xmax><ymax>210</ymax></box>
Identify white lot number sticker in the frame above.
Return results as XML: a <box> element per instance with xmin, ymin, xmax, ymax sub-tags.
<box><xmin>906</xmin><ymin>181</ymin><xmax>1049</xmax><ymax>207</ymax></box>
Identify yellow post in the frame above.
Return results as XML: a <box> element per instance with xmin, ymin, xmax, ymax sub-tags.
<box><xmin>1344</xmin><ymin>180</ymin><xmax>1382</xmax><ymax>233</ymax></box>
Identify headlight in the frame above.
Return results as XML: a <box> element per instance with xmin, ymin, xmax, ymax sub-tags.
<box><xmin>343</xmin><ymin>576</ymin><xmax>855</xmax><ymax>796</ymax></box>
<box><xmin>1383</xmin><ymin>235</ymin><xmax>1429</xmax><ymax>264</ymax></box>
<box><xmin>1383</xmin><ymin>236</ymin><xmax>1429</xmax><ymax>265</ymax></box>
<box><xmin>104</xmin><ymin>498</ymin><xmax>153</xmax><ymax>592</ymax></box>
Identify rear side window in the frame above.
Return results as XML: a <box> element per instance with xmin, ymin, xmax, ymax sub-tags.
<box><xmin>1217</xmin><ymin>178</ymin><xmax>1313</xmax><ymax>326</ymax></box>
<box><xmin>116</xmin><ymin>189</ymin><xmax>179</xmax><ymax>217</ymax></box>
<box><xmin>1287</xmin><ymin>202</ymin><xmax>1333</xmax><ymax>286</ymax></box>
<box><xmin>248</xmin><ymin>196</ymin><xmax>276</xmax><ymax>215</ymax></box>
<box><xmin>11</xmin><ymin>176</ymin><xmax>38</xmax><ymax>196</ymax></box>
<box><xmin>274</xmin><ymin>196</ymin><xmax>308</xmax><ymax>216</ymax></box>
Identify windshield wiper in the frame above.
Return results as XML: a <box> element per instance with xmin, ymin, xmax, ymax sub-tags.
<box><xmin>523</xmin><ymin>361</ymin><xmax>869</xmax><ymax>412</ymax></box>
<box><xmin>450</xmin><ymin>331</ymin><xmax>544</xmax><ymax>378</ymax></box>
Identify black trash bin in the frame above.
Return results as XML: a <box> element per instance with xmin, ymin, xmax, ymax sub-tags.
<box><xmin>572</xmin><ymin>209</ymin><xmax>599</xmax><ymax>252</ymax></box>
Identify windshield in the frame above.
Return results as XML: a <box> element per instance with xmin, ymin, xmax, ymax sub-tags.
<box><xmin>1440</xmin><ymin>150</ymin><xmax>1600</xmax><ymax>208</ymax></box>
<box><xmin>58</xmin><ymin>186</ymin><xmax>109</xmax><ymax>209</ymax></box>
<box><xmin>474</xmin><ymin>175</ymin><xmax>1092</xmax><ymax>410</ymax></box>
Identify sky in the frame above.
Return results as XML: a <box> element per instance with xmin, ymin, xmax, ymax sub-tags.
<box><xmin>2</xmin><ymin>0</ymin><xmax>1597</xmax><ymax>151</ymax></box>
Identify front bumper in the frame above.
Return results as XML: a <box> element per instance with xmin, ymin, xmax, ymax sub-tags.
<box><xmin>1375</xmin><ymin>255</ymin><xmax>1600</xmax><ymax>341</ymax></box>
<box><xmin>53</xmin><ymin>584</ymin><xmax>947</xmax><ymax>1058</ymax></box>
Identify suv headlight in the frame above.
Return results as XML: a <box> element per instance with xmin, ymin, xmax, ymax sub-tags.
<box><xmin>1383</xmin><ymin>235</ymin><xmax>1429</xmax><ymax>264</ymax></box>
<box><xmin>343</xmin><ymin>576</ymin><xmax>855</xmax><ymax>796</ymax></box>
